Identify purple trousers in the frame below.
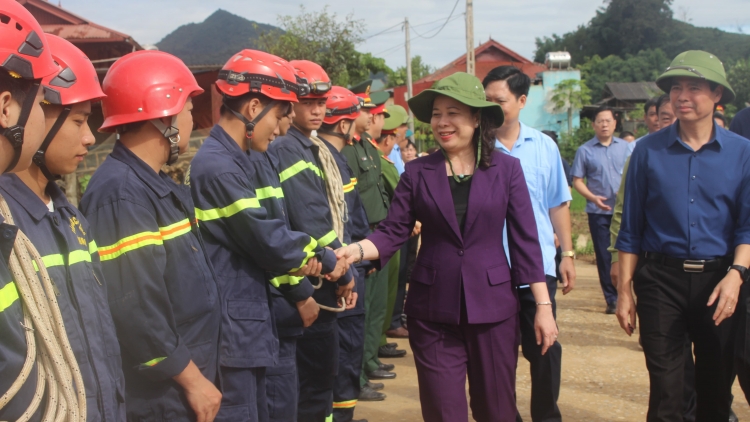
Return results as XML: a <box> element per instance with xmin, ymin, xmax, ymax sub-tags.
<box><xmin>409</xmin><ymin>315</ymin><xmax>519</xmax><ymax>422</ymax></box>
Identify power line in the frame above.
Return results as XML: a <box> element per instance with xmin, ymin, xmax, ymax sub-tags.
<box><xmin>374</xmin><ymin>42</ymin><xmax>404</xmax><ymax>56</ymax></box>
<box><xmin>363</xmin><ymin>6</ymin><xmax>463</xmax><ymax>42</ymax></box>
<box><xmin>411</xmin><ymin>0</ymin><xmax>461</xmax><ymax>40</ymax></box>
<box><xmin>364</xmin><ymin>22</ymin><xmax>403</xmax><ymax>40</ymax></box>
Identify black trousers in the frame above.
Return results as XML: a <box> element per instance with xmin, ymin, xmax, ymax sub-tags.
<box><xmin>735</xmin><ymin>280</ymin><xmax>750</xmax><ymax>405</ymax></box>
<box><xmin>266</xmin><ymin>337</ymin><xmax>298</xmax><ymax>422</ymax></box>
<box><xmin>587</xmin><ymin>213</ymin><xmax>617</xmax><ymax>305</ymax></box>
<box><xmin>297</xmin><ymin>320</ymin><xmax>338</xmax><ymax>422</ymax></box>
<box><xmin>634</xmin><ymin>261</ymin><xmax>738</xmax><ymax>421</ymax></box>
<box><xmin>390</xmin><ymin>236</ymin><xmax>418</xmax><ymax>330</ymax></box>
<box><xmin>516</xmin><ymin>276</ymin><xmax>561</xmax><ymax>422</ymax></box>
<box><xmin>333</xmin><ymin>314</ymin><xmax>366</xmax><ymax>422</ymax></box>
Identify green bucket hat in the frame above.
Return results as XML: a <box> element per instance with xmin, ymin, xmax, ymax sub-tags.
<box><xmin>407</xmin><ymin>72</ymin><xmax>504</xmax><ymax>126</ymax></box>
<box><xmin>656</xmin><ymin>50</ymin><xmax>735</xmax><ymax>105</ymax></box>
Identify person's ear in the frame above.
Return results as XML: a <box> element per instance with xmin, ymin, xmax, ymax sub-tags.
<box><xmin>519</xmin><ymin>94</ymin><xmax>527</xmax><ymax>110</ymax></box>
<box><xmin>0</xmin><ymin>91</ymin><xmax>14</xmax><ymax>129</ymax></box>
<box><xmin>711</xmin><ymin>85</ymin><xmax>724</xmax><ymax>104</ymax></box>
<box><xmin>243</xmin><ymin>97</ymin><xmax>263</xmax><ymax>121</ymax></box>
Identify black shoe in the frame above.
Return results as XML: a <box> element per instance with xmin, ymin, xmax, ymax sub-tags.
<box><xmin>378</xmin><ymin>345</ymin><xmax>407</xmax><ymax>358</ymax></box>
<box><xmin>378</xmin><ymin>363</ymin><xmax>395</xmax><ymax>371</ymax></box>
<box><xmin>359</xmin><ymin>385</ymin><xmax>386</xmax><ymax>401</ymax></box>
<box><xmin>367</xmin><ymin>368</ymin><xmax>396</xmax><ymax>380</ymax></box>
<box><xmin>385</xmin><ymin>342</ymin><xmax>398</xmax><ymax>348</ymax></box>
<box><xmin>605</xmin><ymin>302</ymin><xmax>617</xmax><ymax>314</ymax></box>
<box><xmin>352</xmin><ymin>419</ymin><xmax>369</xmax><ymax>422</ymax></box>
<box><xmin>729</xmin><ymin>408</ymin><xmax>738</xmax><ymax>422</ymax></box>
<box><xmin>366</xmin><ymin>381</ymin><xmax>384</xmax><ymax>391</ymax></box>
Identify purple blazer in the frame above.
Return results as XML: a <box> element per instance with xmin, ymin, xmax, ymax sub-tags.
<box><xmin>369</xmin><ymin>150</ymin><xmax>545</xmax><ymax>325</ymax></box>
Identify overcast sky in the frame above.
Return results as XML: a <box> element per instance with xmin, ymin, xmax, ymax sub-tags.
<box><xmin>59</xmin><ymin>0</ymin><xmax>749</xmax><ymax>69</ymax></box>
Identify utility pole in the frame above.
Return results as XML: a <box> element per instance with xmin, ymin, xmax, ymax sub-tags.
<box><xmin>404</xmin><ymin>17</ymin><xmax>416</xmax><ymax>144</ymax></box>
<box><xmin>465</xmin><ymin>0</ymin><xmax>475</xmax><ymax>75</ymax></box>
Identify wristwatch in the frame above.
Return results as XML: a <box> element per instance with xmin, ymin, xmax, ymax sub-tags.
<box><xmin>728</xmin><ymin>264</ymin><xmax>748</xmax><ymax>280</ymax></box>
<box><xmin>561</xmin><ymin>250</ymin><xmax>576</xmax><ymax>259</ymax></box>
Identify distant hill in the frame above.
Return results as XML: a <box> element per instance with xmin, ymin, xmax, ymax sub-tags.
<box><xmin>156</xmin><ymin>9</ymin><xmax>281</xmax><ymax>66</ymax></box>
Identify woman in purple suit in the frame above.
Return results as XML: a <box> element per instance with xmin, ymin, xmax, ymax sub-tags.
<box><xmin>336</xmin><ymin>72</ymin><xmax>558</xmax><ymax>421</ymax></box>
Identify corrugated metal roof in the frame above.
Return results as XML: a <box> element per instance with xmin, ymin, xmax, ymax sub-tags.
<box><xmin>42</xmin><ymin>24</ymin><xmax>117</xmax><ymax>40</ymax></box>
<box><xmin>604</xmin><ymin>82</ymin><xmax>662</xmax><ymax>101</ymax></box>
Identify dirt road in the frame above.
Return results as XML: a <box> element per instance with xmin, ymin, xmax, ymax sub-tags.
<box><xmin>355</xmin><ymin>261</ymin><xmax>750</xmax><ymax>421</ymax></box>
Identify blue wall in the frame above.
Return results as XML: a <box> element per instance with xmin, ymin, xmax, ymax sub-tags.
<box><xmin>520</xmin><ymin>69</ymin><xmax>582</xmax><ymax>135</ymax></box>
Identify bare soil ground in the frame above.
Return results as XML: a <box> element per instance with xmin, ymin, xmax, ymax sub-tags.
<box><xmin>355</xmin><ymin>261</ymin><xmax>750</xmax><ymax>421</ymax></box>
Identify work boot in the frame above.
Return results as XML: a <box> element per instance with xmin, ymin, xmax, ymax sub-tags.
<box><xmin>366</xmin><ymin>381</ymin><xmax>384</xmax><ymax>391</ymax></box>
<box><xmin>729</xmin><ymin>408</ymin><xmax>738</xmax><ymax>422</ymax></box>
<box><xmin>378</xmin><ymin>363</ymin><xmax>395</xmax><ymax>371</ymax></box>
<box><xmin>367</xmin><ymin>368</ymin><xmax>396</xmax><ymax>380</ymax></box>
<box><xmin>378</xmin><ymin>344</ymin><xmax>406</xmax><ymax>358</ymax></box>
<box><xmin>359</xmin><ymin>385</ymin><xmax>386</xmax><ymax>401</ymax></box>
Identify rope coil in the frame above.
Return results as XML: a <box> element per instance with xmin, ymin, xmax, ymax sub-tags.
<box><xmin>0</xmin><ymin>195</ymin><xmax>86</xmax><ymax>421</ymax></box>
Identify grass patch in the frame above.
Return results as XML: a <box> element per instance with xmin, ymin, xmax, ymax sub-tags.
<box><xmin>570</xmin><ymin>189</ymin><xmax>586</xmax><ymax>213</ymax></box>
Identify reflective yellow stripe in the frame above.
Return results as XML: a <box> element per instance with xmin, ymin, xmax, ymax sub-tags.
<box><xmin>33</xmin><ymin>249</ymin><xmax>94</xmax><ymax>271</ymax></box>
<box><xmin>333</xmin><ymin>399</ymin><xmax>357</xmax><ymax>409</ymax></box>
<box><xmin>195</xmin><ymin>198</ymin><xmax>261</xmax><ymax>222</ymax></box>
<box><xmin>269</xmin><ymin>274</ymin><xmax>304</xmax><ymax>288</ymax></box>
<box><xmin>98</xmin><ymin>219</ymin><xmax>195</xmax><ymax>261</ymax></box>
<box><xmin>325</xmin><ymin>414</ymin><xmax>333</xmax><ymax>422</ymax></box>
<box><xmin>88</xmin><ymin>240</ymin><xmax>98</xmax><ymax>255</ymax></box>
<box><xmin>68</xmin><ymin>250</ymin><xmax>92</xmax><ymax>265</ymax></box>
<box><xmin>255</xmin><ymin>186</ymin><xmax>284</xmax><ymax>200</ymax></box>
<box><xmin>342</xmin><ymin>177</ymin><xmax>358</xmax><ymax>193</ymax></box>
<box><xmin>0</xmin><ymin>282</ymin><xmax>19</xmax><ymax>313</ymax></box>
<box><xmin>278</xmin><ymin>160</ymin><xmax>323</xmax><ymax>182</ymax></box>
<box><xmin>317</xmin><ymin>230</ymin><xmax>337</xmax><ymax>247</ymax></box>
<box><xmin>290</xmin><ymin>238</ymin><xmax>318</xmax><ymax>273</ymax></box>
<box><xmin>142</xmin><ymin>357</ymin><xmax>166</xmax><ymax>367</ymax></box>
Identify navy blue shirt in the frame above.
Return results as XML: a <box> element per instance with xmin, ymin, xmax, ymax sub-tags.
<box><xmin>730</xmin><ymin>107</ymin><xmax>750</xmax><ymax>140</ymax></box>
<box><xmin>616</xmin><ymin>122</ymin><xmax>750</xmax><ymax>259</ymax></box>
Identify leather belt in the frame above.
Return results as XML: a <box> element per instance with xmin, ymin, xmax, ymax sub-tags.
<box><xmin>641</xmin><ymin>251</ymin><xmax>732</xmax><ymax>273</ymax></box>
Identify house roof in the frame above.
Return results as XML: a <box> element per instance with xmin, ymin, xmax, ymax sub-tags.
<box><xmin>18</xmin><ymin>0</ymin><xmax>140</xmax><ymax>47</ymax></box>
<box><xmin>416</xmin><ymin>38</ymin><xmax>547</xmax><ymax>83</ymax></box>
<box><xmin>603</xmin><ymin>82</ymin><xmax>662</xmax><ymax>102</ymax></box>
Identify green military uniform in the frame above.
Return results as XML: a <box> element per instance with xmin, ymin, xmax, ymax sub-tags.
<box><xmin>378</xmin><ymin>153</ymin><xmax>401</xmax><ymax>350</ymax></box>
<box><xmin>342</xmin><ymin>90</ymin><xmax>392</xmax><ymax>386</ymax></box>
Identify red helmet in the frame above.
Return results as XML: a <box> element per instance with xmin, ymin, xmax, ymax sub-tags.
<box><xmin>290</xmin><ymin>60</ymin><xmax>331</xmax><ymax>99</ymax></box>
<box><xmin>42</xmin><ymin>35</ymin><xmax>104</xmax><ymax>106</ymax></box>
<box><xmin>99</xmin><ymin>50</ymin><xmax>203</xmax><ymax>132</ymax></box>
<box><xmin>323</xmin><ymin>86</ymin><xmax>361</xmax><ymax>125</ymax></box>
<box><xmin>216</xmin><ymin>49</ymin><xmax>298</xmax><ymax>102</ymax></box>
<box><xmin>0</xmin><ymin>0</ymin><xmax>58</xmax><ymax>80</ymax></box>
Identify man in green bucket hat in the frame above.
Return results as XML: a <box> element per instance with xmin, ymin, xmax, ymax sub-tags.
<box><xmin>615</xmin><ymin>50</ymin><xmax>750</xmax><ymax>421</ymax></box>
<box><xmin>335</xmin><ymin>71</ymin><xmax>557</xmax><ymax>421</ymax></box>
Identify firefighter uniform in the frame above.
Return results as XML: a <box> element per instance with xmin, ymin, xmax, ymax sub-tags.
<box><xmin>80</xmin><ymin>142</ymin><xmax>222</xmax><ymax>422</ymax></box>
<box><xmin>188</xmin><ymin>125</ymin><xmax>338</xmax><ymax>421</ymax></box>
<box><xmin>0</xmin><ymin>175</ymin><xmax>125</xmax><ymax>421</ymax></box>
<box><xmin>268</xmin><ymin>126</ymin><xmax>356</xmax><ymax>422</ymax></box>
<box><xmin>342</xmin><ymin>134</ymin><xmax>391</xmax><ymax>387</ymax></box>
<box><xmin>321</xmin><ymin>138</ymin><xmax>371</xmax><ymax>422</ymax></box>
<box><xmin>0</xmin><ymin>213</ymin><xmax>41</xmax><ymax>422</ymax></box>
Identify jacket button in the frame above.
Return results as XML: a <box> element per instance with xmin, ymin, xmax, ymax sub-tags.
<box><xmin>52</xmin><ymin>216</ymin><xmax>59</xmax><ymax>226</ymax></box>
<box><xmin>458</xmin><ymin>250</ymin><xmax>464</xmax><ymax>256</ymax></box>
<box><xmin>3</xmin><ymin>228</ymin><xmax>13</xmax><ymax>239</ymax></box>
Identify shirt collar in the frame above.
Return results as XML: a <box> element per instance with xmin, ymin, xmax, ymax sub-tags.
<box><xmin>495</xmin><ymin>122</ymin><xmax>534</xmax><ymax>152</ymax></box>
<box><xmin>110</xmin><ymin>141</ymin><xmax>172</xmax><ymax>198</ymax></box>
<box><xmin>667</xmin><ymin>120</ymin><xmax>724</xmax><ymax>150</ymax></box>
<box><xmin>0</xmin><ymin>174</ymin><xmax>73</xmax><ymax>221</ymax></box>
<box><xmin>287</xmin><ymin>126</ymin><xmax>314</xmax><ymax>147</ymax></box>
<box><xmin>592</xmin><ymin>136</ymin><xmax>623</xmax><ymax>146</ymax></box>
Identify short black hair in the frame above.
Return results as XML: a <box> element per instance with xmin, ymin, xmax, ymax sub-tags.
<box><xmin>593</xmin><ymin>106</ymin><xmax>615</xmax><ymax>121</ymax></box>
<box><xmin>220</xmin><ymin>92</ymin><xmax>271</xmax><ymax>116</ymax></box>
<box><xmin>655</xmin><ymin>94</ymin><xmax>670</xmax><ymax>113</ymax></box>
<box><xmin>0</xmin><ymin>70</ymin><xmax>34</xmax><ymax>109</ymax></box>
<box><xmin>541</xmin><ymin>130</ymin><xmax>558</xmax><ymax>144</ymax></box>
<box><xmin>404</xmin><ymin>140</ymin><xmax>417</xmax><ymax>150</ymax></box>
<box><xmin>643</xmin><ymin>97</ymin><xmax>659</xmax><ymax>114</ymax></box>
<box><xmin>619</xmin><ymin>131</ymin><xmax>635</xmax><ymax>138</ymax></box>
<box><xmin>482</xmin><ymin>66</ymin><xmax>530</xmax><ymax>99</ymax></box>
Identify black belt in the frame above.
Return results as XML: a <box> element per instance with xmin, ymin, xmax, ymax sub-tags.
<box><xmin>641</xmin><ymin>251</ymin><xmax>732</xmax><ymax>273</ymax></box>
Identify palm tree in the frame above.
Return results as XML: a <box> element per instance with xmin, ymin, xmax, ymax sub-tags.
<box><xmin>549</xmin><ymin>79</ymin><xmax>591</xmax><ymax>134</ymax></box>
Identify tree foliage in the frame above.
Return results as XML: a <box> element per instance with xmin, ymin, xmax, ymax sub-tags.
<box><xmin>256</xmin><ymin>6</ymin><xmax>366</xmax><ymax>86</ymax></box>
<box><xmin>388</xmin><ymin>56</ymin><xmax>435</xmax><ymax>88</ymax></box>
<box><xmin>727</xmin><ymin>58</ymin><xmax>750</xmax><ymax>108</ymax></box>
<box><xmin>579</xmin><ymin>49</ymin><xmax>670</xmax><ymax>101</ymax></box>
<box><xmin>534</xmin><ymin>0</ymin><xmax>750</xmax><ymax>66</ymax></box>
<box><xmin>549</xmin><ymin>79</ymin><xmax>591</xmax><ymax>134</ymax></box>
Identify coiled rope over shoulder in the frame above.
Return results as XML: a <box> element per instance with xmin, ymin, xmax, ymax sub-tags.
<box><xmin>308</xmin><ymin>135</ymin><xmax>348</xmax><ymax>313</ymax></box>
<box><xmin>0</xmin><ymin>195</ymin><xmax>86</xmax><ymax>421</ymax></box>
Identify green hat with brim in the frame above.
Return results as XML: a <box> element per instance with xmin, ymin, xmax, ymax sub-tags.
<box><xmin>382</xmin><ymin>107</ymin><xmax>407</xmax><ymax>132</ymax></box>
<box><xmin>407</xmin><ymin>72</ymin><xmax>503</xmax><ymax>126</ymax></box>
<box><xmin>656</xmin><ymin>50</ymin><xmax>735</xmax><ymax>105</ymax></box>
<box><xmin>387</xmin><ymin>104</ymin><xmax>410</xmax><ymax>125</ymax></box>
<box><xmin>370</xmin><ymin>91</ymin><xmax>390</xmax><ymax>106</ymax></box>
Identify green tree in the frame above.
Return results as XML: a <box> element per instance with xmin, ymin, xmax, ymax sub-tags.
<box><xmin>549</xmin><ymin>79</ymin><xmax>591</xmax><ymax>134</ymax></box>
<box><xmin>559</xmin><ymin>119</ymin><xmax>595</xmax><ymax>163</ymax></box>
<box><xmin>387</xmin><ymin>56</ymin><xmax>435</xmax><ymax>88</ymax></box>
<box><xmin>727</xmin><ymin>58</ymin><xmax>750</xmax><ymax>108</ymax></box>
<box><xmin>256</xmin><ymin>5</ymin><xmax>366</xmax><ymax>86</ymax></box>
<box><xmin>578</xmin><ymin>49</ymin><xmax>669</xmax><ymax>101</ymax></box>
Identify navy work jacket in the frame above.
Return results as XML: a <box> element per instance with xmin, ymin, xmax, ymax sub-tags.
<box><xmin>0</xmin><ymin>175</ymin><xmax>125</xmax><ymax>421</ymax></box>
<box><xmin>188</xmin><ymin>125</ymin><xmax>336</xmax><ymax>368</ymax></box>
<box><xmin>81</xmin><ymin>141</ymin><xmax>221</xmax><ymax>421</ymax></box>
<box><xmin>268</xmin><ymin>127</ymin><xmax>355</xmax><ymax>322</ymax></box>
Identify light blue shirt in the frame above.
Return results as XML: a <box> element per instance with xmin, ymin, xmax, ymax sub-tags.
<box><xmin>388</xmin><ymin>144</ymin><xmax>405</xmax><ymax>175</ymax></box>
<box><xmin>570</xmin><ymin>136</ymin><xmax>629</xmax><ymax>215</ymax></box>
<box><xmin>497</xmin><ymin>123</ymin><xmax>573</xmax><ymax>278</ymax></box>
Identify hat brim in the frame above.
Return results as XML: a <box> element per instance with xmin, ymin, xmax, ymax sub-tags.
<box><xmin>656</xmin><ymin>67</ymin><xmax>736</xmax><ymax>105</ymax></box>
<box><xmin>408</xmin><ymin>89</ymin><xmax>504</xmax><ymax>127</ymax></box>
